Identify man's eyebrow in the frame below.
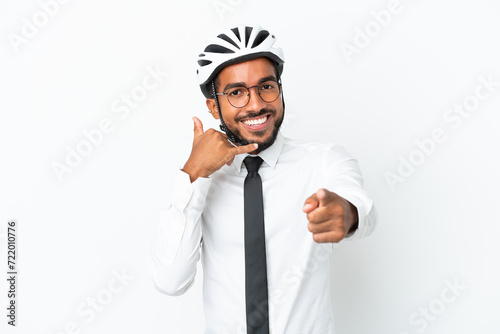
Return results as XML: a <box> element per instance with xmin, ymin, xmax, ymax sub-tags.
<box><xmin>258</xmin><ymin>75</ymin><xmax>278</xmax><ymax>85</ymax></box>
<box><xmin>223</xmin><ymin>82</ymin><xmax>246</xmax><ymax>92</ymax></box>
<box><xmin>223</xmin><ymin>76</ymin><xmax>278</xmax><ymax>92</ymax></box>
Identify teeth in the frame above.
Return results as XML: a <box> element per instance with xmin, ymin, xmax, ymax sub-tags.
<box><xmin>243</xmin><ymin>116</ymin><xmax>267</xmax><ymax>126</ymax></box>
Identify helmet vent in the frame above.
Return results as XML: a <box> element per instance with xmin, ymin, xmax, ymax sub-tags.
<box><xmin>245</xmin><ymin>26</ymin><xmax>253</xmax><ymax>47</ymax></box>
<box><xmin>198</xmin><ymin>59</ymin><xmax>212</xmax><ymax>67</ymax></box>
<box><xmin>251</xmin><ymin>30</ymin><xmax>269</xmax><ymax>48</ymax></box>
<box><xmin>204</xmin><ymin>44</ymin><xmax>235</xmax><ymax>54</ymax></box>
<box><xmin>231</xmin><ymin>28</ymin><xmax>241</xmax><ymax>41</ymax></box>
<box><xmin>217</xmin><ymin>34</ymin><xmax>240</xmax><ymax>49</ymax></box>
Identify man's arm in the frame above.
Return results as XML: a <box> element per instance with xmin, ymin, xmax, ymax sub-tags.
<box><xmin>303</xmin><ymin>145</ymin><xmax>377</xmax><ymax>243</ymax></box>
<box><xmin>148</xmin><ymin>117</ymin><xmax>257</xmax><ymax>295</ymax></box>
<box><xmin>148</xmin><ymin>170</ymin><xmax>209</xmax><ymax>295</ymax></box>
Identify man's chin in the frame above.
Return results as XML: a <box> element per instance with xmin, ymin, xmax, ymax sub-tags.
<box><xmin>237</xmin><ymin>132</ymin><xmax>278</xmax><ymax>153</ymax></box>
<box><xmin>239</xmin><ymin>131</ymin><xmax>269</xmax><ymax>145</ymax></box>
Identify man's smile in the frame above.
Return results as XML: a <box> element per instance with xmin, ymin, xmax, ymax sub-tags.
<box><xmin>240</xmin><ymin>113</ymin><xmax>271</xmax><ymax>131</ymax></box>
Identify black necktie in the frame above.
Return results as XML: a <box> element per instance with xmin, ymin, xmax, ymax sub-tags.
<box><xmin>243</xmin><ymin>156</ymin><xmax>269</xmax><ymax>334</ymax></box>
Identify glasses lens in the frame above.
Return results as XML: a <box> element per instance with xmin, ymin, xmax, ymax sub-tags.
<box><xmin>227</xmin><ymin>87</ymin><xmax>249</xmax><ymax>108</ymax></box>
<box><xmin>258</xmin><ymin>81</ymin><xmax>280</xmax><ymax>103</ymax></box>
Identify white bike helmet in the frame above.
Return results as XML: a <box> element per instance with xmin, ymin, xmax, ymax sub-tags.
<box><xmin>197</xmin><ymin>25</ymin><xmax>285</xmax><ymax>98</ymax></box>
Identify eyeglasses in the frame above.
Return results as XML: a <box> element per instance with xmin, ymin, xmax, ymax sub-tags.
<box><xmin>216</xmin><ymin>81</ymin><xmax>282</xmax><ymax>108</ymax></box>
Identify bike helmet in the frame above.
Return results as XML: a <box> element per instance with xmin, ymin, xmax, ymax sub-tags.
<box><xmin>197</xmin><ymin>24</ymin><xmax>285</xmax><ymax>98</ymax></box>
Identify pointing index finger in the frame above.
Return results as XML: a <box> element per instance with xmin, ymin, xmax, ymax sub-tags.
<box><xmin>303</xmin><ymin>193</ymin><xmax>319</xmax><ymax>213</ymax></box>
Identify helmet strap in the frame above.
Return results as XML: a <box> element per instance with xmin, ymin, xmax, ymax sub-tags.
<box><xmin>211</xmin><ymin>80</ymin><xmax>239</xmax><ymax>144</ymax></box>
<box><xmin>275</xmin><ymin>63</ymin><xmax>286</xmax><ymax>119</ymax></box>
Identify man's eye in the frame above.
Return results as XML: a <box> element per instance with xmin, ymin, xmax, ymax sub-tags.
<box><xmin>261</xmin><ymin>83</ymin><xmax>276</xmax><ymax>90</ymax></box>
<box><xmin>229</xmin><ymin>89</ymin><xmax>243</xmax><ymax>96</ymax></box>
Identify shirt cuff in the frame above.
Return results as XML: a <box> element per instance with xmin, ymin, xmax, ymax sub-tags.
<box><xmin>167</xmin><ymin>170</ymin><xmax>212</xmax><ymax>211</ymax></box>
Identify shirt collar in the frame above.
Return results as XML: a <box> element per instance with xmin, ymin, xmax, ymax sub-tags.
<box><xmin>233</xmin><ymin>131</ymin><xmax>285</xmax><ymax>173</ymax></box>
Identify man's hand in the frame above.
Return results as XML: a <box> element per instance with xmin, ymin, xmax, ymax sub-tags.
<box><xmin>303</xmin><ymin>188</ymin><xmax>359</xmax><ymax>243</ymax></box>
<box><xmin>182</xmin><ymin>117</ymin><xmax>258</xmax><ymax>182</ymax></box>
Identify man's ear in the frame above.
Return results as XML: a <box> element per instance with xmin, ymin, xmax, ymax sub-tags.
<box><xmin>206</xmin><ymin>99</ymin><xmax>220</xmax><ymax>119</ymax></box>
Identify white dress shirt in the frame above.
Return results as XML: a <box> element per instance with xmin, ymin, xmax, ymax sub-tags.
<box><xmin>149</xmin><ymin>132</ymin><xmax>377</xmax><ymax>334</ymax></box>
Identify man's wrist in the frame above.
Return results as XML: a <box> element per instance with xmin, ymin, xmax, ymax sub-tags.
<box><xmin>347</xmin><ymin>202</ymin><xmax>359</xmax><ymax>235</ymax></box>
<box><xmin>181</xmin><ymin>165</ymin><xmax>201</xmax><ymax>183</ymax></box>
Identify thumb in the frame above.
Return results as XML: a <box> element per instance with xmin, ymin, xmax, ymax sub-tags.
<box><xmin>317</xmin><ymin>188</ymin><xmax>334</xmax><ymax>207</ymax></box>
<box><xmin>192</xmin><ymin>117</ymin><xmax>204</xmax><ymax>139</ymax></box>
<box><xmin>303</xmin><ymin>193</ymin><xmax>319</xmax><ymax>213</ymax></box>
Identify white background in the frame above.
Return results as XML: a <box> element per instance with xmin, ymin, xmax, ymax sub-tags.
<box><xmin>1</xmin><ymin>0</ymin><xmax>499</xmax><ymax>333</ymax></box>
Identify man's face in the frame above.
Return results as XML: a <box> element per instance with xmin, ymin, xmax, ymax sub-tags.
<box><xmin>207</xmin><ymin>57</ymin><xmax>284</xmax><ymax>152</ymax></box>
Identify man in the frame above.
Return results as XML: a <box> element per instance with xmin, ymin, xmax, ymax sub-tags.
<box><xmin>149</xmin><ymin>25</ymin><xmax>377</xmax><ymax>334</ymax></box>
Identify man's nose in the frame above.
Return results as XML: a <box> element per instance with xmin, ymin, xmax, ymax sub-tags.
<box><xmin>244</xmin><ymin>86</ymin><xmax>267</xmax><ymax>111</ymax></box>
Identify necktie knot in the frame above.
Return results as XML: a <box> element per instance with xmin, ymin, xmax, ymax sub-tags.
<box><xmin>243</xmin><ymin>156</ymin><xmax>263</xmax><ymax>174</ymax></box>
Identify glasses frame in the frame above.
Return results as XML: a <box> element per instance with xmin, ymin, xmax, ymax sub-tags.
<box><xmin>215</xmin><ymin>81</ymin><xmax>282</xmax><ymax>108</ymax></box>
